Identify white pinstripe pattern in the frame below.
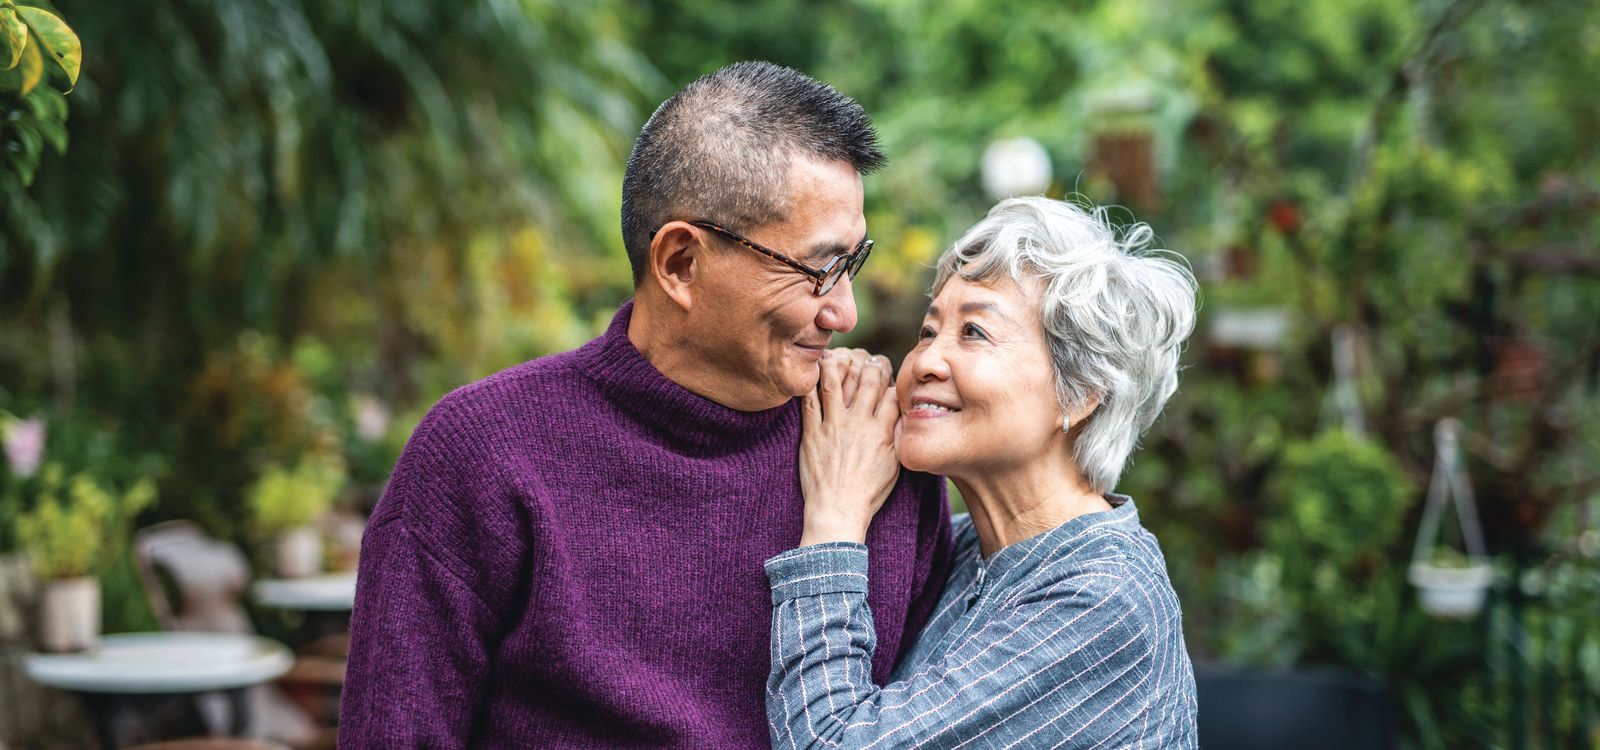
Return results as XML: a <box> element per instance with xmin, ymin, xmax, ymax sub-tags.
<box><xmin>779</xmin><ymin>571</ymin><xmax>870</xmax><ymax>586</ymax></box>
<box><xmin>839</xmin><ymin>593</ymin><xmax>860</xmax><ymax>705</ymax></box>
<box><xmin>766</xmin><ymin>499</ymin><xmax>1198</xmax><ymax>749</ymax></box>
<box><xmin>820</xmin><ymin>592</ymin><xmax>838</xmax><ymax>715</ymax></box>
<box><xmin>847</xmin><ymin>574</ymin><xmax>1133</xmax><ymax>738</ymax></box>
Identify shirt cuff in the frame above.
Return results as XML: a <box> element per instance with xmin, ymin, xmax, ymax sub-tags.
<box><xmin>765</xmin><ymin>542</ymin><xmax>870</xmax><ymax>604</ymax></box>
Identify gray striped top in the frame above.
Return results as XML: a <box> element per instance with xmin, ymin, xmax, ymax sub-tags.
<box><xmin>765</xmin><ymin>496</ymin><xmax>1198</xmax><ymax>749</ymax></box>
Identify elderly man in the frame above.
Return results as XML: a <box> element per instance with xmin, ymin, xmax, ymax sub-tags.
<box><xmin>338</xmin><ymin>61</ymin><xmax>954</xmax><ymax>748</ymax></box>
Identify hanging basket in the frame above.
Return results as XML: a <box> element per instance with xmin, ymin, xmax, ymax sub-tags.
<box><xmin>1408</xmin><ymin>560</ymin><xmax>1493</xmax><ymax>619</ymax></box>
<box><xmin>1408</xmin><ymin>419</ymin><xmax>1493</xmax><ymax>619</ymax></box>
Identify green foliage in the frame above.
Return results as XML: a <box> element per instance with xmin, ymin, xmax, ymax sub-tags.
<box><xmin>8</xmin><ymin>5</ymin><xmax>79</xmax><ymax>91</ymax></box>
<box><xmin>1266</xmin><ymin>430</ymin><xmax>1413</xmax><ymax>578</ymax></box>
<box><xmin>624</xmin><ymin>1</ymin><xmax>1592</xmax><ymax>743</ymax></box>
<box><xmin>0</xmin><ymin>409</ymin><xmax>166</xmax><ymax>633</ymax></box>
<box><xmin>0</xmin><ymin>0</ymin><xmax>659</xmax><ymax>558</ymax></box>
<box><xmin>14</xmin><ymin>465</ymin><xmax>154</xmax><ymax>579</ymax></box>
<box><xmin>0</xmin><ymin>0</ymin><xmax>1596</xmax><ymax>743</ymax></box>
<box><xmin>0</xmin><ymin>2</ymin><xmax>78</xmax><ymax>94</ymax></box>
<box><xmin>0</xmin><ymin>1</ymin><xmax>76</xmax><ymax>192</ymax></box>
<box><xmin>247</xmin><ymin>457</ymin><xmax>346</xmax><ymax>534</ymax></box>
<box><xmin>1256</xmin><ymin>431</ymin><xmax>1413</xmax><ymax>662</ymax></box>
<box><xmin>1425</xmin><ymin>545</ymin><xmax>1477</xmax><ymax>568</ymax></box>
<box><xmin>0</xmin><ymin>7</ymin><xmax>24</xmax><ymax>70</ymax></box>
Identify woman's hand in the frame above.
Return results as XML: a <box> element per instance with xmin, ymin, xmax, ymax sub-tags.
<box><xmin>798</xmin><ymin>351</ymin><xmax>902</xmax><ymax>546</ymax></box>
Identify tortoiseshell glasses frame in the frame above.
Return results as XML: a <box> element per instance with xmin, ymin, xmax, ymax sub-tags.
<box><xmin>674</xmin><ymin>220</ymin><xmax>874</xmax><ymax>296</ymax></box>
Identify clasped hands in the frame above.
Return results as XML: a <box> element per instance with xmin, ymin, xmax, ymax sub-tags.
<box><xmin>798</xmin><ymin>348</ymin><xmax>902</xmax><ymax>546</ymax></box>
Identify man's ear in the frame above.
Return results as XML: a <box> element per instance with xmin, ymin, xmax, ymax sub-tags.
<box><xmin>646</xmin><ymin>221</ymin><xmax>706</xmax><ymax>312</ymax></box>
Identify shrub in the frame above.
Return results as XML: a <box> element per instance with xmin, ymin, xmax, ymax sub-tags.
<box><xmin>15</xmin><ymin>466</ymin><xmax>155</xmax><ymax>579</ymax></box>
<box><xmin>247</xmin><ymin>457</ymin><xmax>346</xmax><ymax>534</ymax></box>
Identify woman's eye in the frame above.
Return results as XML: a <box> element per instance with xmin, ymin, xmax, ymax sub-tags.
<box><xmin>963</xmin><ymin>323</ymin><xmax>988</xmax><ymax>340</ymax></box>
<box><xmin>918</xmin><ymin>326</ymin><xmax>935</xmax><ymax>340</ymax></box>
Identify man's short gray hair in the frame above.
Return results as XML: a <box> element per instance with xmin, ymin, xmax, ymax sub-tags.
<box><xmin>932</xmin><ymin>197</ymin><xmax>1198</xmax><ymax>494</ymax></box>
<box><xmin>621</xmin><ymin>61</ymin><xmax>886</xmax><ymax>285</ymax></box>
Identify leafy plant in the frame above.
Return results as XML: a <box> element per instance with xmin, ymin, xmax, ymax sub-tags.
<box><xmin>0</xmin><ymin>0</ymin><xmax>78</xmax><ymax>186</ymax></box>
<box><xmin>1266</xmin><ymin>431</ymin><xmax>1413</xmax><ymax>567</ymax></box>
<box><xmin>1260</xmin><ymin>430</ymin><xmax>1413</xmax><ymax>654</ymax></box>
<box><xmin>14</xmin><ymin>465</ymin><xmax>155</xmax><ymax>579</ymax></box>
<box><xmin>0</xmin><ymin>0</ymin><xmax>654</xmax><ymax>554</ymax></box>
<box><xmin>247</xmin><ymin>456</ymin><xmax>346</xmax><ymax>534</ymax></box>
<box><xmin>0</xmin><ymin>0</ymin><xmax>1593</xmax><ymax>744</ymax></box>
<box><xmin>1422</xmin><ymin>545</ymin><xmax>1479</xmax><ymax>569</ymax></box>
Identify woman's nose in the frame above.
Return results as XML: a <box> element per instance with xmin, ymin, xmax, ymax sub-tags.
<box><xmin>910</xmin><ymin>339</ymin><xmax>952</xmax><ymax>382</ymax></box>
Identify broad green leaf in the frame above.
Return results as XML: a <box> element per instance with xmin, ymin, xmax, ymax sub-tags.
<box><xmin>16</xmin><ymin>29</ymin><xmax>39</xmax><ymax>93</ymax></box>
<box><xmin>24</xmin><ymin>82</ymin><xmax>64</xmax><ymax>118</ymax></box>
<box><xmin>35</xmin><ymin>107</ymin><xmax>66</xmax><ymax>153</ymax></box>
<box><xmin>0</xmin><ymin>6</ymin><xmax>23</xmax><ymax>70</ymax></box>
<box><xmin>15</xmin><ymin>5</ymin><xmax>77</xmax><ymax>90</ymax></box>
<box><xmin>9</xmin><ymin>115</ymin><xmax>41</xmax><ymax>184</ymax></box>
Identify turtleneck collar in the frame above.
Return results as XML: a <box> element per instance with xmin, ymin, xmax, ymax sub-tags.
<box><xmin>574</xmin><ymin>300</ymin><xmax>798</xmax><ymax>455</ymax></box>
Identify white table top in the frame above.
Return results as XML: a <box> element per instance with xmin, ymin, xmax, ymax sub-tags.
<box><xmin>25</xmin><ymin>632</ymin><xmax>293</xmax><ymax>694</ymax></box>
<box><xmin>251</xmin><ymin>571</ymin><xmax>358</xmax><ymax>611</ymax></box>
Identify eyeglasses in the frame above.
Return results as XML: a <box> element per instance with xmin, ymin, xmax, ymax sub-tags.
<box><xmin>684</xmin><ymin>220</ymin><xmax>873</xmax><ymax>297</ymax></box>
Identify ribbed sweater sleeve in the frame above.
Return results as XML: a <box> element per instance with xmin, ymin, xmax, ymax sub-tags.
<box><xmin>338</xmin><ymin>389</ymin><xmax>531</xmax><ymax>749</ymax></box>
<box><xmin>898</xmin><ymin>471</ymin><xmax>954</xmax><ymax>666</ymax></box>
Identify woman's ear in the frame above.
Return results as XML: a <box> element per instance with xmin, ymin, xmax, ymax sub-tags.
<box><xmin>1061</xmin><ymin>394</ymin><xmax>1103</xmax><ymax>433</ymax></box>
<box><xmin>1078</xmin><ymin>394</ymin><xmax>1103</xmax><ymax>421</ymax></box>
<box><xmin>647</xmin><ymin>221</ymin><xmax>705</xmax><ymax>312</ymax></box>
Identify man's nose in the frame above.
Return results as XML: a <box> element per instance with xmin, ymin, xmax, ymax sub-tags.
<box><xmin>815</xmin><ymin>275</ymin><xmax>859</xmax><ymax>334</ymax></box>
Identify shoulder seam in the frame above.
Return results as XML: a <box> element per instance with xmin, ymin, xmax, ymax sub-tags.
<box><xmin>396</xmin><ymin>515</ymin><xmax>499</xmax><ymax>617</ymax></box>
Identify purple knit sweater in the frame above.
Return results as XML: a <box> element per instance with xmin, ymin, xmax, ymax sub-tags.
<box><xmin>338</xmin><ymin>301</ymin><xmax>953</xmax><ymax>748</ymax></box>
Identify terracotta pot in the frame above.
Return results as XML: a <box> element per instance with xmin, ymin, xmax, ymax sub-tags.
<box><xmin>39</xmin><ymin>576</ymin><xmax>100</xmax><ymax>653</ymax></box>
<box><xmin>275</xmin><ymin>526</ymin><xmax>324</xmax><ymax>579</ymax></box>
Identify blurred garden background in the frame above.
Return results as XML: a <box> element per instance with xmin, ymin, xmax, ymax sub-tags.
<box><xmin>1</xmin><ymin>0</ymin><xmax>1597</xmax><ymax>747</ymax></box>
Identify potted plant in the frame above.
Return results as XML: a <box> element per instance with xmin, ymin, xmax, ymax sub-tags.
<box><xmin>1408</xmin><ymin>546</ymin><xmax>1493</xmax><ymax>619</ymax></box>
<box><xmin>1407</xmin><ymin>419</ymin><xmax>1493</xmax><ymax>619</ymax></box>
<box><xmin>1195</xmin><ymin>430</ymin><xmax>1412</xmax><ymax>747</ymax></box>
<box><xmin>1262</xmin><ymin>428</ymin><xmax>1414</xmax><ymax>638</ymax></box>
<box><xmin>14</xmin><ymin>467</ymin><xmax>155</xmax><ymax>652</ymax></box>
<box><xmin>248</xmin><ymin>456</ymin><xmax>346</xmax><ymax>578</ymax></box>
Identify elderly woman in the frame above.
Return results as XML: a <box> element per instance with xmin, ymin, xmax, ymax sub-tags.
<box><xmin>766</xmin><ymin>196</ymin><xmax>1199</xmax><ymax>748</ymax></box>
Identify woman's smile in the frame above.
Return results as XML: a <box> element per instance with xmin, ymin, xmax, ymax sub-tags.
<box><xmin>904</xmin><ymin>396</ymin><xmax>960</xmax><ymax>419</ymax></box>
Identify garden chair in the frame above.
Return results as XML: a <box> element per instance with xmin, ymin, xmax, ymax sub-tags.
<box><xmin>132</xmin><ymin>521</ymin><xmax>340</xmax><ymax>750</ymax></box>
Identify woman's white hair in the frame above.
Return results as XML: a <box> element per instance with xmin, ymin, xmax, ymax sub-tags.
<box><xmin>932</xmin><ymin>196</ymin><xmax>1198</xmax><ymax>494</ymax></box>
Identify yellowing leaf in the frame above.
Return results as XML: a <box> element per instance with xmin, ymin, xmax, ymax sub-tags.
<box><xmin>15</xmin><ymin>5</ymin><xmax>78</xmax><ymax>90</ymax></box>
<box><xmin>18</xmin><ymin>32</ymin><xmax>40</xmax><ymax>94</ymax></box>
<box><xmin>0</xmin><ymin>6</ymin><xmax>24</xmax><ymax>70</ymax></box>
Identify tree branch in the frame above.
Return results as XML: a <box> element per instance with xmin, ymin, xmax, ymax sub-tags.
<box><xmin>1506</xmin><ymin>246</ymin><xmax>1600</xmax><ymax>276</ymax></box>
